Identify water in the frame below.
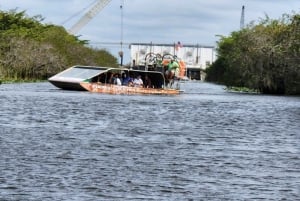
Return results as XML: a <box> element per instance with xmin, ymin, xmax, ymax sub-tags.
<box><xmin>0</xmin><ymin>81</ymin><xmax>299</xmax><ymax>201</ymax></box>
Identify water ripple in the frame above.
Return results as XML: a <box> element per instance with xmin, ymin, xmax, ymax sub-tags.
<box><xmin>0</xmin><ymin>82</ymin><xmax>299</xmax><ymax>200</ymax></box>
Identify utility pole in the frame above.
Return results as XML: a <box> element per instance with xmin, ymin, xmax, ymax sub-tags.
<box><xmin>119</xmin><ymin>0</ymin><xmax>124</xmax><ymax>66</ymax></box>
<box><xmin>240</xmin><ymin>5</ymin><xmax>245</xmax><ymax>30</ymax></box>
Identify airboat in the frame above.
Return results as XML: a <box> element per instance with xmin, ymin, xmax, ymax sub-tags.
<box><xmin>48</xmin><ymin>53</ymin><xmax>186</xmax><ymax>95</ymax></box>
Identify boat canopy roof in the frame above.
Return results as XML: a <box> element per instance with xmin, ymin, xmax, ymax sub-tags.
<box><xmin>54</xmin><ymin>66</ymin><xmax>109</xmax><ymax>79</ymax></box>
<box><xmin>49</xmin><ymin>65</ymin><xmax>166</xmax><ymax>86</ymax></box>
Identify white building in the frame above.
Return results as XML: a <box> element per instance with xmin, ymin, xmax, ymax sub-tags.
<box><xmin>129</xmin><ymin>43</ymin><xmax>216</xmax><ymax>80</ymax></box>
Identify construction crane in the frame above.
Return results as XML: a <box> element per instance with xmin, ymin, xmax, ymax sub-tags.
<box><xmin>68</xmin><ymin>0</ymin><xmax>112</xmax><ymax>35</ymax></box>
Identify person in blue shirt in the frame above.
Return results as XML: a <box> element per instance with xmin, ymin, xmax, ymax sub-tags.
<box><xmin>122</xmin><ymin>73</ymin><xmax>130</xmax><ymax>86</ymax></box>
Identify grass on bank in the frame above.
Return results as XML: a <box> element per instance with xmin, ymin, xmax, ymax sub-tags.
<box><xmin>0</xmin><ymin>79</ymin><xmax>47</xmax><ymax>84</ymax></box>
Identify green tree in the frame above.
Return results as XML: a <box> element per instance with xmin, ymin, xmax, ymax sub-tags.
<box><xmin>206</xmin><ymin>13</ymin><xmax>300</xmax><ymax>95</ymax></box>
<box><xmin>0</xmin><ymin>9</ymin><xmax>118</xmax><ymax>82</ymax></box>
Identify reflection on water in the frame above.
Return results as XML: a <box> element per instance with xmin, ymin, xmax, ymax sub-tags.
<box><xmin>0</xmin><ymin>82</ymin><xmax>299</xmax><ymax>200</ymax></box>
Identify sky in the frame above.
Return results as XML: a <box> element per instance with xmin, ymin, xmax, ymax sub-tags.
<box><xmin>0</xmin><ymin>0</ymin><xmax>299</xmax><ymax>64</ymax></box>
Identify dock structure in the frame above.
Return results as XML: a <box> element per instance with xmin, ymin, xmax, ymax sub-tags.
<box><xmin>129</xmin><ymin>42</ymin><xmax>216</xmax><ymax>80</ymax></box>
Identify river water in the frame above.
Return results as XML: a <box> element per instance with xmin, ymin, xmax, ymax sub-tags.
<box><xmin>0</xmin><ymin>81</ymin><xmax>299</xmax><ymax>201</ymax></box>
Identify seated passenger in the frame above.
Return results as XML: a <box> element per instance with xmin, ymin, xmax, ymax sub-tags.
<box><xmin>128</xmin><ymin>77</ymin><xmax>134</xmax><ymax>87</ymax></box>
<box><xmin>113</xmin><ymin>74</ymin><xmax>122</xmax><ymax>85</ymax></box>
<box><xmin>122</xmin><ymin>73</ymin><xmax>130</xmax><ymax>85</ymax></box>
<box><xmin>144</xmin><ymin>75</ymin><xmax>152</xmax><ymax>88</ymax></box>
<box><xmin>133</xmin><ymin>75</ymin><xmax>143</xmax><ymax>87</ymax></box>
<box><xmin>108</xmin><ymin>73</ymin><xmax>115</xmax><ymax>84</ymax></box>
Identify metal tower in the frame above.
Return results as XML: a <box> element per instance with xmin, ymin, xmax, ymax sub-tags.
<box><xmin>240</xmin><ymin>5</ymin><xmax>245</xmax><ymax>29</ymax></box>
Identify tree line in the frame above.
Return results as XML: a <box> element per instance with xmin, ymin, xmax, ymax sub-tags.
<box><xmin>0</xmin><ymin>9</ymin><xmax>118</xmax><ymax>82</ymax></box>
<box><xmin>206</xmin><ymin>12</ymin><xmax>300</xmax><ymax>95</ymax></box>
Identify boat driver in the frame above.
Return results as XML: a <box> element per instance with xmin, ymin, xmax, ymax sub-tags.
<box><xmin>166</xmin><ymin>60</ymin><xmax>179</xmax><ymax>78</ymax></box>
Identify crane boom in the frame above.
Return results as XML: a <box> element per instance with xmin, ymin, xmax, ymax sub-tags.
<box><xmin>68</xmin><ymin>0</ymin><xmax>112</xmax><ymax>35</ymax></box>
